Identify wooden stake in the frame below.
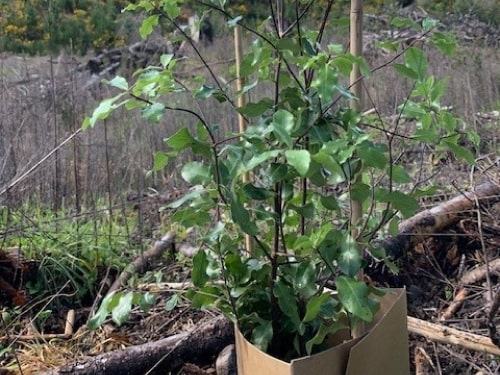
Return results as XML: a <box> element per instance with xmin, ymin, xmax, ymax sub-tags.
<box><xmin>234</xmin><ymin>24</ymin><xmax>253</xmax><ymax>254</ymax></box>
<box><xmin>349</xmin><ymin>0</ymin><xmax>364</xmax><ymax>339</ymax></box>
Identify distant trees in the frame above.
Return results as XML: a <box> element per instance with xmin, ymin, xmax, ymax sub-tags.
<box><xmin>0</xmin><ymin>0</ymin><xmax>497</xmax><ymax>55</ymax></box>
<box><xmin>0</xmin><ymin>0</ymin><xmax>130</xmax><ymax>55</ymax></box>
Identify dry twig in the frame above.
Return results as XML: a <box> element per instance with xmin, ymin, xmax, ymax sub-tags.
<box><xmin>408</xmin><ymin>316</ymin><xmax>500</xmax><ymax>356</ymax></box>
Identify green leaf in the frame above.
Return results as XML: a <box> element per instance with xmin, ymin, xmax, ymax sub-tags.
<box><xmin>312</xmin><ymin>65</ymin><xmax>338</xmax><ymax>102</ymax></box>
<box><xmin>274</xmin><ymin>280</ymin><xmax>301</xmax><ymax>330</ymax></box>
<box><xmin>85</xmin><ymin>95</ymin><xmax>124</xmax><ymax>128</ymax></box>
<box><xmin>140</xmin><ymin>14</ymin><xmax>159</xmax><ymax>39</ymax></box>
<box><xmin>269</xmin><ymin>163</ymin><xmax>288</xmax><ymax>183</ymax></box>
<box><xmin>195</xmin><ymin>85</ymin><xmax>217</xmax><ymax>99</ymax></box>
<box><xmin>375</xmin><ymin>189</ymin><xmax>419</xmax><ymax>218</ymax></box>
<box><xmin>272</xmin><ymin>109</ymin><xmax>295</xmax><ymax>148</ymax></box>
<box><xmin>87</xmin><ymin>291</ymin><xmax>120</xmax><ymax>329</ymax></box>
<box><xmin>139</xmin><ymin>292</ymin><xmax>157</xmax><ymax>312</ymax></box>
<box><xmin>312</xmin><ymin>150</ymin><xmax>345</xmax><ymax>182</ymax></box>
<box><xmin>162</xmin><ymin>0</ymin><xmax>181</xmax><ymax>18</ymax></box>
<box><xmin>350</xmin><ymin>182</ymin><xmax>371</xmax><ymax>202</ymax></box>
<box><xmin>388</xmin><ymin>216</ymin><xmax>400</xmax><ymax>236</ymax></box>
<box><xmin>404</xmin><ymin>47</ymin><xmax>427</xmax><ymax>81</ymax></box>
<box><xmin>431</xmin><ymin>32</ymin><xmax>457</xmax><ymax>56</ymax></box>
<box><xmin>431</xmin><ymin>78</ymin><xmax>448</xmax><ymax>103</ymax></box>
<box><xmin>399</xmin><ymin>101</ymin><xmax>427</xmax><ymax>118</ymax></box>
<box><xmin>242</xmin><ymin>183</ymin><xmax>272</xmax><ymax>200</ymax></box>
<box><xmin>244</xmin><ymin>150</ymin><xmax>280</xmax><ymax>171</ymax></box>
<box><xmin>391</xmin><ymin>191</ymin><xmax>419</xmax><ymax>218</ymax></box>
<box><xmin>152</xmin><ymin>151</ymin><xmax>169</xmax><ymax>171</ymax></box>
<box><xmin>303</xmin><ymin>293</ymin><xmax>330</xmax><ymax>322</ymax></box>
<box><xmin>390</xmin><ymin>165</ymin><xmax>412</xmax><ymax>183</ymax></box>
<box><xmin>166</xmin><ymin>123</ymin><xmax>212</xmax><ymax>156</ymax></box>
<box><xmin>288</xmin><ymin>202</ymin><xmax>315</xmax><ymax>219</ymax></box>
<box><xmin>305</xmin><ymin>320</ymin><xmax>345</xmax><ymax>355</ymax></box>
<box><xmin>338</xmin><ymin>235</ymin><xmax>361</xmax><ymax>277</ymax></box>
<box><xmin>375</xmin><ymin>40</ymin><xmax>399</xmax><ymax>53</ymax></box>
<box><xmin>230</xmin><ymin>197</ymin><xmax>258</xmax><ymax>236</ymax></box>
<box><xmin>192</xmin><ymin>250</ymin><xmax>209</xmax><ymax>288</ymax></box>
<box><xmin>276</xmin><ymin>38</ymin><xmax>299</xmax><ymax>54</ymax></box>
<box><xmin>165</xmin><ymin>294</ymin><xmax>179</xmax><ymax>311</ymax></box>
<box><xmin>238</xmin><ymin>99</ymin><xmax>273</xmax><ymax>117</ymax></box>
<box><xmin>190</xmin><ymin>285</ymin><xmax>220</xmax><ymax>308</ymax></box>
<box><xmin>443</xmin><ymin>141</ymin><xmax>475</xmax><ymax>164</ymax></box>
<box><xmin>251</xmin><ymin>321</ymin><xmax>273</xmax><ymax>352</ymax></box>
<box><xmin>181</xmin><ymin>162</ymin><xmax>212</xmax><ymax>184</ymax></box>
<box><xmin>285</xmin><ymin>150</ymin><xmax>311</xmax><ymax>176</ymax></box>
<box><xmin>112</xmin><ymin>291</ymin><xmax>134</xmax><ymax>326</ymax></box>
<box><xmin>171</xmin><ymin>207</ymin><xmax>212</xmax><ymax>227</ymax></box>
<box><xmin>106</xmin><ymin>76</ymin><xmax>128</xmax><ymax>90</ymax></box>
<box><xmin>142</xmin><ymin>102</ymin><xmax>165</xmax><ymax>123</ymax></box>
<box><xmin>295</xmin><ymin>261</ymin><xmax>317</xmax><ymax>298</ymax></box>
<box><xmin>331</xmin><ymin>55</ymin><xmax>355</xmax><ymax>77</ymax></box>
<box><xmin>319</xmin><ymin>195</ymin><xmax>339</xmax><ymax>210</ymax></box>
<box><xmin>166</xmin><ymin>127</ymin><xmax>194</xmax><ymax>151</ymax></box>
<box><xmin>358</xmin><ymin>142</ymin><xmax>388</xmax><ymax>169</ymax></box>
<box><xmin>393</xmin><ymin>64</ymin><xmax>418</xmax><ymax>80</ymax></box>
<box><xmin>224</xmin><ymin>253</ymin><xmax>245</xmax><ymax>281</ymax></box>
<box><xmin>422</xmin><ymin>18</ymin><xmax>438</xmax><ymax>31</ymax></box>
<box><xmin>390</xmin><ymin>17</ymin><xmax>417</xmax><ymax>28</ymax></box>
<box><xmin>166</xmin><ymin>186</ymin><xmax>204</xmax><ymax>209</ymax></box>
<box><xmin>160</xmin><ymin>54</ymin><xmax>174</xmax><ymax>68</ymax></box>
<box><xmin>335</xmin><ymin>276</ymin><xmax>373</xmax><ymax>322</ymax></box>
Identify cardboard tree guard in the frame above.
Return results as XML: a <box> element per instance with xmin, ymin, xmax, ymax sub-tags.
<box><xmin>235</xmin><ymin>288</ymin><xmax>409</xmax><ymax>375</ymax></box>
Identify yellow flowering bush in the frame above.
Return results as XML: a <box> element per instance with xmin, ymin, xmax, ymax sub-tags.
<box><xmin>0</xmin><ymin>0</ymin><xmax>130</xmax><ymax>55</ymax></box>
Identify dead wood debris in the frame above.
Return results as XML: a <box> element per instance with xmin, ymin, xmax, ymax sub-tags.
<box><xmin>439</xmin><ymin>288</ymin><xmax>469</xmax><ymax>322</ymax></box>
<box><xmin>414</xmin><ymin>346</ymin><xmax>435</xmax><ymax>375</ymax></box>
<box><xmin>39</xmin><ymin>315</ymin><xmax>233</xmax><ymax>375</ymax></box>
<box><xmin>408</xmin><ymin>316</ymin><xmax>500</xmax><ymax>356</ymax></box>
<box><xmin>0</xmin><ymin>248</ymin><xmax>38</xmax><ymax>306</ymax></box>
<box><xmin>377</xmin><ymin>181</ymin><xmax>500</xmax><ymax>260</ymax></box>
<box><xmin>106</xmin><ymin>232</ymin><xmax>176</xmax><ymax>295</ymax></box>
<box><xmin>0</xmin><ymin>310</ymin><xmax>75</xmax><ymax>342</ymax></box>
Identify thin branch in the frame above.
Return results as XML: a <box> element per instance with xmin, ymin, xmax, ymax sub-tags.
<box><xmin>0</xmin><ymin>128</ymin><xmax>83</xmax><ymax>198</ymax></box>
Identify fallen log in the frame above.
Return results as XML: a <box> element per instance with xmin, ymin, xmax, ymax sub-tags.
<box><xmin>377</xmin><ymin>181</ymin><xmax>500</xmax><ymax>259</ymax></box>
<box><xmin>40</xmin><ymin>315</ymin><xmax>233</xmax><ymax>375</ymax></box>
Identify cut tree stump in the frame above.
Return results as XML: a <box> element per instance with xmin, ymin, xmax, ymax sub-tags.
<box><xmin>39</xmin><ymin>315</ymin><xmax>233</xmax><ymax>375</ymax></box>
<box><xmin>377</xmin><ymin>181</ymin><xmax>500</xmax><ymax>259</ymax></box>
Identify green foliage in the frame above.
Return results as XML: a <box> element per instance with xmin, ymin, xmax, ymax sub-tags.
<box><xmin>88</xmin><ymin>290</ymin><xmax>156</xmax><ymax>328</ymax></box>
<box><xmin>0</xmin><ymin>0</ymin><xmax>130</xmax><ymax>55</ymax></box>
<box><xmin>85</xmin><ymin>0</ymin><xmax>473</xmax><ymax>361</ymax></box>
<box><xmin>421</xmin><ymin>0</ymin><xmax>500</xmax><ymax>27</ymax></box>
<box><xmin>0</xmin><ymin>203</ymin><xmax>139</xmax><ymax>308</ymax></box>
